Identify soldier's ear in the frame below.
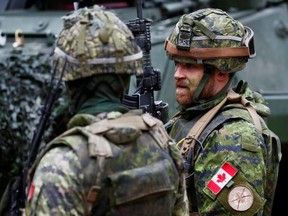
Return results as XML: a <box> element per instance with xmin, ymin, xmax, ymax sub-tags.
<box><xmin>215</xmin><ymin>70</ymin><xmax>230</xmax><ymax>83</ymax></box>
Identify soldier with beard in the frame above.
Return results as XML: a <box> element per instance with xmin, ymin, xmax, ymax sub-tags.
<box><xmin>164</xmin><ymin>8</ymin><xmax>281</xmax><ymax>216</ymax></box>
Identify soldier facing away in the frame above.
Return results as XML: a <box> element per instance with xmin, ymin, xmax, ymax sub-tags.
<box><xmin>24</xmin><ymin>6</ymin><xmax>189</xmax><ymax>216</ymax></box>
<box><xmin>164</xmin><ymin>8</ymin><xmax>281</xmax><ymax>215</ymax></box>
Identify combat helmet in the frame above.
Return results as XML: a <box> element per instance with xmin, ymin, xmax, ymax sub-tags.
<box><xmin>53</xmin><ymin>5</ymin><xmax>143</xmax><ymax>81</ymax></box>
<box><xmin>164</xmin><ymin>8</ymin><xmax>255</xmax><ymax>103</ymax></box>
<box><xmin>164</xmin><ymin>8</ymin><xmax>255</xmax><ymax>73</ymax></box>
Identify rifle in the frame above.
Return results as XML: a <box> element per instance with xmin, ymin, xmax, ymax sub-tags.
<box><xmin>123</xmin><ymin>0</ymin><xmax>169</xmax><ymax>123</ymax></box>
<box><xmin>6</xmin><ymin>59</ymin><xmax>67</xmax><ymax>216</ymax></box>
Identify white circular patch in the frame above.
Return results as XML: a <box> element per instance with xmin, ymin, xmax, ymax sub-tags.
<box><xmin>228</xmin><ymin>185</ymin><xmax>254</xmax><ymax>211</ymax></box>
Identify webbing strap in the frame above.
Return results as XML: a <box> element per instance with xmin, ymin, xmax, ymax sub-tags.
<box><xmin>180</xmin><ymin>89</ymin><xmax>262</xmax><ymax>156</ymax></box>
<box><xmin>227</xmin><ymin>90</ymin><xmax>262</xmax><ymax>133</ymax></box>
<box><xmin>85</xmin><ymin>156</ymin><xmax>105</xmax><ymax>215</ymax></box>
<box><xmin>180</xmin><ymin>93</ymin><xmax>229</xmax><ymax>155</ymax></box>
<box><xmin>238</xmin><ymin>96</ymin><xmax>262</xmax><ymax>133</ymax></box>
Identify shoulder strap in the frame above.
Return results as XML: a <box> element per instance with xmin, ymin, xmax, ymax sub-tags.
<box><xmin>180</xmin><ymin>89</ymin><xmax>262</xmax><ymax>156</ymax></box>
<box><xmin>85</xmin><ymin>156</ymin><xmax>105</xmax><ymax>215</ymax></box>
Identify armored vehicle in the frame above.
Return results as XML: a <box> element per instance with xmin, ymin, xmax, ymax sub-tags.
<box><xmin>0</xmin><ymin>0</ymin><xmax>287</xmax><ymax>214</ymax></box>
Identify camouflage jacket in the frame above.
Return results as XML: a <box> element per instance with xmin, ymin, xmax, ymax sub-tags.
<box><xmin>168</xmin><ymin>82</ymin><xmax>281</xmax><ymax>216</ymax></box>
<box><xmin>25</xmin><ymin>110</ymin><xmax>189</xmax><ymax>216</ymax></box>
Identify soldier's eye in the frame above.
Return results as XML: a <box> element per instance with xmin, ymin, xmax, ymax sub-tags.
<box><xmin>183</xmin><ymin>63</ymin><xmax>194</xmax><ymax>69</ymax></box>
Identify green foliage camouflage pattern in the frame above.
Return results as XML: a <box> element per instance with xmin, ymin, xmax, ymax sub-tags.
<box><xmin>25</xmin><ymin>112</ymin><xmax>189</xmax><ymax>215</ymax></box>
<box><xmin>0</xmin><ymin>52</ymin><xmax>66</xmax><ymax>197</ymax></box>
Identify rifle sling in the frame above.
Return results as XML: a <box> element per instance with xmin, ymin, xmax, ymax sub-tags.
<box><xmin>180</xmin><ymin>89</ymin><xmax>262</xmax><ymax>156</ymax></box>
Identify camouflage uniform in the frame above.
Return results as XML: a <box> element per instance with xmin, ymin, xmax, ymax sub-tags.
<box><xmin>24</xmin><ymin>6</ymin><xmax>189</xmax><ymax>216</ymax></box>
<box><xmin>168</xmin><ymin>85</ymin><xmax>280</xmax><ymax>215</ymax></box>
<box><xmin>25</xmin><ymin>111</ymin><xmax>189</xmax><ymax>216</ymax></box>
<box><xmin>165</xmin><ymin>8</ymin><xmax>281</xmax><ymax>215</ymax></box>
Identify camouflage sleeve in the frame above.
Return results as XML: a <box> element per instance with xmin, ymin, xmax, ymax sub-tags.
<box><xmin>24</xmin><ymin>147</ymin><xmax>85</xmax><ymax>216</ymax></box>
<box><xmin>168</xmin><ymin>140</ymin><xmax>189</xmax><ymax>216</ymax></box>
<box><xmin>194</xmin><ymin>119</ymin><xmax>268</xmax><ymax>215</ymax></box>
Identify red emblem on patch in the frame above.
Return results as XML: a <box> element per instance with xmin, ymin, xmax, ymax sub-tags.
<box><xmin>27</xmin><ymin>183</ymin><xmax>35</xmax><ymax>201</ymax></box>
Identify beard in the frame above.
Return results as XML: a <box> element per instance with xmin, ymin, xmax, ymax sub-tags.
<box><xmin>200</xmin><ymin>79</ymin><xmax>216</xmax><ymax>100</ymax></box>
<box><xmin>175</xmin><ymin>78</ymin><xmax>216</xmax><ymax>106</ymax></box>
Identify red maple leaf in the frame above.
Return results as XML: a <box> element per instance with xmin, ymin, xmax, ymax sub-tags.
<box><xmin>216</xmin><ymin>173</ymin><xmax>226</xmax><ymax>183</ymax></box>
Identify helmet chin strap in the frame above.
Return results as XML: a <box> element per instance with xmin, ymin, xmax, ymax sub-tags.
<box><xmin>192</xmin><ymin>65</ymin><xmax>235</xmax><ymax>104</ymax></box>
<box><xmin>192</xmin><ymin>64</ymin><xmax>213</xmax><ymax>103</ymax></box>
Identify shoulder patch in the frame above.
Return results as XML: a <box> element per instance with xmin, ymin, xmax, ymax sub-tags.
<box><xmin>206</xmin><ymin>162</ymin><xmax>237</xmax><ymax>195</ymax></box>
<box><xmin>228</xmin><ymin>185</ymin><xmax>254</xmax><ymax>211</ymax></box>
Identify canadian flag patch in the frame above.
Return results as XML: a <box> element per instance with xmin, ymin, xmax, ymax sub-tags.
<box><xmin>206</xmin><ymin>162</ymin><xmax>237</xmax><ymax>195</ymax></box>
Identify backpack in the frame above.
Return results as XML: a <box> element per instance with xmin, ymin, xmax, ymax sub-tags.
<box><xmin>27</xmin><ymin>111</ymin><xmax>182</xmax><ymax>216</ymax></box>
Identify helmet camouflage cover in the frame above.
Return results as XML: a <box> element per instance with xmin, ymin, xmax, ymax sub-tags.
<box><xmin>164</xmin><ymin>8</ymin><xmax>255</xmax><ymax>73</ymax></box>
<box><xmin>53</xmin><ymin>5</ymin><xmax>143</xmax><ymax>81</ymax></box>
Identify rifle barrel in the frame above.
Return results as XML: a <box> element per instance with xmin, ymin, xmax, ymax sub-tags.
<box><xmin>136</xmin><ymin>0</ymin><xmax>143</xmax><ymax>19</ymax></box>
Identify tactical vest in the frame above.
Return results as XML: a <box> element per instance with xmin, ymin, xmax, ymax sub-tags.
<box><xmin>28</xmin><ymin>112</ymin><xmax>181</xmax><ymax>216</ymax></box>
<box><xmin>170</xmin><ymin>89</ymin><xmax>281</xmax><ymax>215</ymax></box>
